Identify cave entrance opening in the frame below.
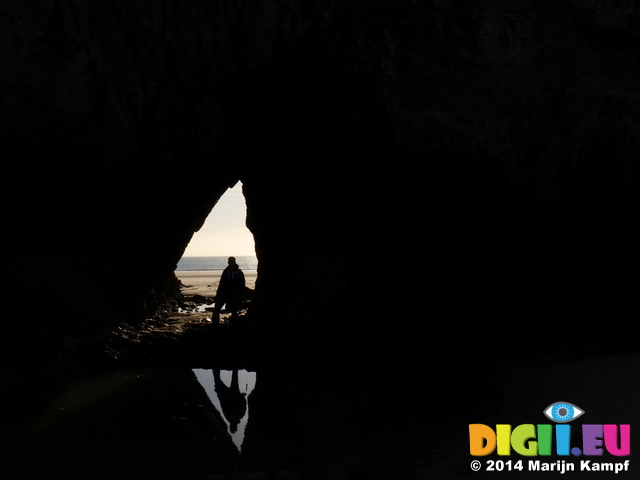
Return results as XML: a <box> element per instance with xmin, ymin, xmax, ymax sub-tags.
<box><xmin>175</xmin><ymin>181</ymin><xmax>257</xmax><ymax>322</ymax></box>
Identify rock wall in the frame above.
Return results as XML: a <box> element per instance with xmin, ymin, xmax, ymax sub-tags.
<box><xmin>1</xmin><ymin>0</ymin><xmax>639</xmax><ymax>366</ymax></box>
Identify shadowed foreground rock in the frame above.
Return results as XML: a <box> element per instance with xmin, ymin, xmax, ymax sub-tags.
<box><xmin>0</xmin><ymin>368</ymin><xmax>239</xmax><ymax>479</ymax></box>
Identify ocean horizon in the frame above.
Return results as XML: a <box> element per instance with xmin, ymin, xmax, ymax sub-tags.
<box><xmin>176</xmin><ymin>255</ymin><xmax>258</xmax><ymax>272</ymax></box>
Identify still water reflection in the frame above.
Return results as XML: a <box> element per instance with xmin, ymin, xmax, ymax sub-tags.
<box><xmin>193</xmin><ymin>369</ymin><xmax>257</xmax><ymax>451</ymax></box>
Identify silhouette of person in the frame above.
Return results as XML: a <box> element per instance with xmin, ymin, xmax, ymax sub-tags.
<box><xmin>212</xmin><ymin>256</ymin><xmax>245</xmax><ymax>324</ymax></box>
<box><xmin>213</xmin><ymin>369</ymin><xmax>247</xmax><ymax>433</ymax></box>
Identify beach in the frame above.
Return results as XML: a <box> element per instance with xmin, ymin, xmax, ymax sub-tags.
<box><xmin>175</xmin><ymin>270</ymin><xmax>258</xmax><ymax>298</ymax></box>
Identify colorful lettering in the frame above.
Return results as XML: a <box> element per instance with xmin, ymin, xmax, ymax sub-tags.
<box><xmin>469</xmin><ymin>424</ymin><xmax>496</xmax><ymax>456</ymax></box>
<box><xmin>469</xmin><ymin>424</ymin><xmax>630</xmax><ymax>457</ymax></box>
<box><xmin>604</xmin><ymin>424</ymin><xmax>631</xmax><ymax>456</ymax></box>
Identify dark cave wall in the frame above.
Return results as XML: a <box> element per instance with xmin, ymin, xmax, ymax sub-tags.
<box><xmin>238</xmin><ymin>0</ymin><xmax>640</xmax><ymax>351</ymax></box>
<box><xmin>1</xmin><ymin>0</ymin><xmax>639</xmax><ymax>361</ymax></box>
<box><xmin>1</xmin><ymin>0</ymin><xmax>246</xmax><ymax>335</ymax></box>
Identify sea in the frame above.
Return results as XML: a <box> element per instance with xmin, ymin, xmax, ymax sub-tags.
<box><xmin>176</xmin><ymin>255</ymin><xmax>258</xmax><ymax>272</ymax></box>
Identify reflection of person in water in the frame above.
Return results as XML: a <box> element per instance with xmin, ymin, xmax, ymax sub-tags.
<box><xmin>213</xmin><ymin>369</ymin><xmax>247</xmax><ymax>433</ymax></box>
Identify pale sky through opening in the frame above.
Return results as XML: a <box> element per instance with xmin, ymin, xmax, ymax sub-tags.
<box><xmin>182</xmin><ymin>182</ymin><xmax>256</xmax><ymax>257</ymax></box>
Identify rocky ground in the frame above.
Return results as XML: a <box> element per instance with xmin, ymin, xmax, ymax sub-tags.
<box><xmin>108</xmin><ymin>280</ymin><xmax>260</xmax><ymax>370</ymax></box>
<box><xmin>2</xmin><ymin>274</ymin><xmax>639</xmax><ymax>480</ymax></box>
<box><xmin>0</xmin><ymin>273</ymin><xmax>259</xmax><ymax>436</ymax></box>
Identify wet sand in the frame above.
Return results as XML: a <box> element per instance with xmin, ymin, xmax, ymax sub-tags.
<box><xmin>175</xmin><ymin>270</ymin><xmax>257</xmax><ymax>297</ymax></box>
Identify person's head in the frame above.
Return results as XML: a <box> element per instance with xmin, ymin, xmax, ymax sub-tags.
<box><xmin>228</xmin><ymin>256</ymin><xmax>237</xmax><ymax>266</ymax></box>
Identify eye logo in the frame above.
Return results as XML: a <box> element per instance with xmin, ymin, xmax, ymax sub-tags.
<box><xmin>543</xmin><ymin>401</ymin><xmax>584</xmax><ymax>423</ymax></box>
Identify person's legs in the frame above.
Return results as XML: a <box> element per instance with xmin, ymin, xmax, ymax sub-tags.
<box><xmin>212</xmin><ymin>295</ymin><xmax>227</xmax><ymax>325</ymax></box>
<box><xmin>228</xmin><ymin>294</ymin><xmax>240</xmax><ymax>320</ymax></box>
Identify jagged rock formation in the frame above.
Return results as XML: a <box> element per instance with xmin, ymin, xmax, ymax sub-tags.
<box><xmin>1</xmin><ymin>0</ymin><xmax>639</xmax><ymax>367</ymax></box>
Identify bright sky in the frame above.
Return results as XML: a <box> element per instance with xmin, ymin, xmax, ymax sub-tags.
<box><xmin>182</xmin><ymin>182</ymin><xmax>256</xmax><ymax>257</ymax></box>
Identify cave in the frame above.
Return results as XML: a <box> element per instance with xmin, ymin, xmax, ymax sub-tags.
<box><xmin>2</xmin><ymin>1</ymin><xmax>640</xmax><ymax>479</ymax></box>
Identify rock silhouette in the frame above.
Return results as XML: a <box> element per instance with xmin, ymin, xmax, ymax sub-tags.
<box><xmin>0</xmin><ymin>0</ymin><xmax>638</xmax><ymax>380</ymax></box>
